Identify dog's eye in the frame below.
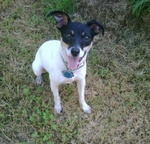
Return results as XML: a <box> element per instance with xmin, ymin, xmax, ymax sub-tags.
<box><xmin>65</xmin><ymin>33</ymin><xmax>72</xmax><ymax>39</ymax></box>
<box><xmin>83</xmin><ymin>35</ymin><xmax>91</xmax><ymax>41</ymax></box>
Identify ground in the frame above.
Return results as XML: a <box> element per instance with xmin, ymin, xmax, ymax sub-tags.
<box><xmin>0</xmin><ymin>0</ymin><xmax>150</xmax><ymax>144</ymax></box>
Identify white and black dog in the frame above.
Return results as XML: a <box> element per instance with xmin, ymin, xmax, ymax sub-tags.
<box><xmin>32</xmin><ymin>11</ymin><xmax>104</xmax><ymax>114</ymax></box>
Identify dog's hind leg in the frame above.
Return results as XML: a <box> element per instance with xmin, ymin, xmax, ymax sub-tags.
<box><xmin>32</xmin><ymin>60</ymin><xmax>43</xmax><ymax>85</ymax></box>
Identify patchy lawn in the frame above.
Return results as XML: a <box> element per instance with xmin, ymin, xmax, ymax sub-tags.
<box><xmin>0</xmin><ymin>0</ymin><xmax>149</xmax><ymax>143</ymax></box>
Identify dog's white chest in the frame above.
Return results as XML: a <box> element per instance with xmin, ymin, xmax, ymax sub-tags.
<box><xmin>63</xmin><ymin>78</ymin><xmax>75</xmax><ymax>84</ymax></box>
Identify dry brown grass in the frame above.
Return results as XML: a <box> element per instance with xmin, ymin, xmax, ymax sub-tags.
<box><xmin>0</xmin><ymin>0</ymin><xmax>150</xmax><ymax>144</ymax></box>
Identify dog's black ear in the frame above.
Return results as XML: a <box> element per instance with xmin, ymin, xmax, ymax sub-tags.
<box><xmin>86</xmin><ymin>20</ymin><xmax>104</xmax><ymax>36</ymax></box>
<box><xmin>47</xmin><ymin>10</ymin><xmax>71</xmax><ymax>29</ymax></box>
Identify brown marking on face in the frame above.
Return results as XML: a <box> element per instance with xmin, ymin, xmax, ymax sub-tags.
<box><xmin>83</xmin><ymin>42</ymin><xmax>93</xmax><ymax>51</ymax></box>
<box><xmin>71</xmin><ymin>30</ymin><xmax>74</xmax><ymax>35</ymax></box>
<box><xmin>82</xmin><ymin>32</ymin><xmax>85</xmax><ymax>36</ymax></box>
<box><xmin>61</xmin><ymin>39</ymin><xmax>69</xmax><ymax>50</ymax></box>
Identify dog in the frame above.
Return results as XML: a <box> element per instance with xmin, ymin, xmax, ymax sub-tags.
<box><xmin>32</xmin><ymin>10</ymin><xmax>104</xmax><ymax>114</ymax></box>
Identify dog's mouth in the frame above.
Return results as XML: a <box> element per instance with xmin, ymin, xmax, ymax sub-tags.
<box><xmin>67</xmin><ymin>52</ymin><xmax>86</xmax><ymax>70</ymax></box>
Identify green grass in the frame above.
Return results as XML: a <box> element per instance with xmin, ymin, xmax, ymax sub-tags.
<box><xmin>128</xmin><ymin>0</ymin><xmax>150</xmax><ymax>17</ymax></box>
<box><xmin>40</xmin><ymin>0</ymin><xmax>77</xmax><ymax>15</ymax></box>
<box><xmin>127</xmin><ymin>0</ymin><xmax>150</xmax><ymax>29</ymax></box>
<box><xmin>1</xmin><ymin>0</ymin><xmax>150</xmax><ymax>143</ymax></box>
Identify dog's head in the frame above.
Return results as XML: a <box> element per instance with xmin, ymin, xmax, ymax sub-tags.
<box><xmin>48</xmin><ymin>11</ymin><xmax>104</xmax><ymax>70</ymax></box>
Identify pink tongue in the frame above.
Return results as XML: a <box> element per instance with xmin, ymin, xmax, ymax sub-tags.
<box><xmin>68</xmin><ymin>57</ymin><xmax>80</xmax><ymax>70</ymax></box>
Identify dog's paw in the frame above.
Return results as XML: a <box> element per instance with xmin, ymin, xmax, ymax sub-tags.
<box><xmin>82</xmin><ymin>103</ymin><xmax>91</xmax><ymax>113</ymax></box>
<box><xmin>35</xmin><ymin>76</ymin><xmax>43</xmax><ymax>85</ymax></box>
<box><xmin>54</xmin><ymin>104</ymin><xmax>62</xmax><ymax>114</ymax></box>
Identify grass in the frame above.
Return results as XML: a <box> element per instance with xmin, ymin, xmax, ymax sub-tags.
<box><xmin>128</xmin><ymin>0</ymin><xmax>150</xmax><ymax>17</ymax></box>
<box><xmin>127</xmin><ymin>0</ymin><xmax>150</xmax><ymax>29</ymax></box>
<box><xmin>40</xmin><ymin>0</ymin><xmax>77</xmax><ymax>15</ymax></box>
<box><xmin>0</xmin><ymin>0</ymin><xmax>150</xmax><ymax>143</ymax></box>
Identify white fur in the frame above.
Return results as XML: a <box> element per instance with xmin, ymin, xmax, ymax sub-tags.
<box><xmin>32</xmin><ymin>40</ymin><xmax>92</xmax><ymax>114</ymax></box>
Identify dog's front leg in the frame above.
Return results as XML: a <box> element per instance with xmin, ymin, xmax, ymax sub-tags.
<box><xmin>50</xmin><ymin>81</ymin><xmax>62</xmax><ymax>114</ymax></box>
<box><xmin>77</xmin><ymin>79</ymin><xmax>91</xmax><ymax>113</ymax></box>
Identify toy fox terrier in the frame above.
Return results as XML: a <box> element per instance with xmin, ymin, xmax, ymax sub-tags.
<box><xmin>32</xmin><ymin>11</ymin><xmax>104</xmax><ymax>114</ymax></box>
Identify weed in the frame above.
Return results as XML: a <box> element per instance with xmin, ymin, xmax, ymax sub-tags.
<box><xmin>127</xmin><ymin>0</ymin><xmax>150</xmax><ymax>29</ymax></box>
<box><xmin>23</xmin><ymin>88</ymin><xmax>30</xmax><ymax>95</ymax></box>
<box><xmin>128</xmin><ymin>0</ymin><xmax>150</xmax><ymax>17</ymax></box>
<box><xmin>29</xmin><ymin>106</ymin><xmax>56</xmax><ymax>143</ymax></box>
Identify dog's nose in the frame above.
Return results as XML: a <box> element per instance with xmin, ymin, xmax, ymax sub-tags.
<box><xmin>71</xmin><ymin>48</ymin><xmax>80</xmax><ymax>57</ymax></box>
